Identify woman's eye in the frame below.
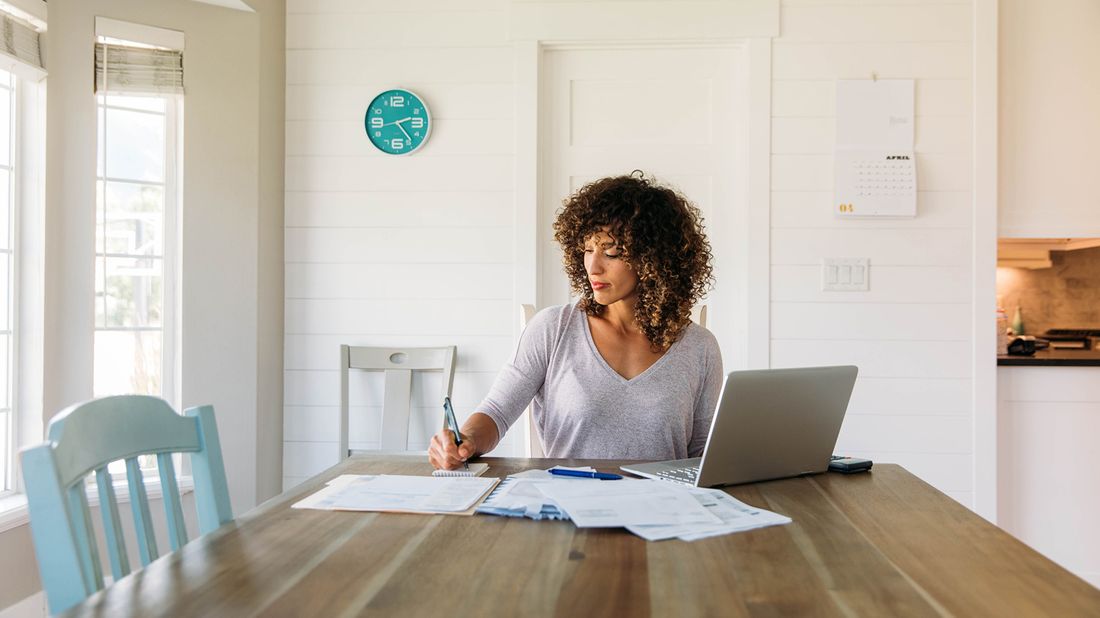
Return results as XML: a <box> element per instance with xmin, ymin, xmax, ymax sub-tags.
<box><xmin>604</xmin><ymin>252</ymin><xmax>622</xmax><ymax>259</ymax></box>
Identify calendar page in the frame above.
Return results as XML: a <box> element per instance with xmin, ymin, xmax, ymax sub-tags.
<box><xmin>833</xmin><ymin>150</ymin><xmax>917</xmax><ymax>218</ymax></box>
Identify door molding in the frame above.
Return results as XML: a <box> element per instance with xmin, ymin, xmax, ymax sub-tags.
<box><xmin>972</xmin><ymin>0</ymin><xmax>999</xmax><ymax>523</ymax></box>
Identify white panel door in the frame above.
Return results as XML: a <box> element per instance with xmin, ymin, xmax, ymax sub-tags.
<box><xmin>539</xmin><ymin>46</ymin><xmax>743</xmax><ymax>363</ymax></box>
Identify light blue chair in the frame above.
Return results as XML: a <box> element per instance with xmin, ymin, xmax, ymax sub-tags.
<box><xmin>20</xmin><ymin>395</ymin><xmax>233</xmax><ymax>615</ymax></box>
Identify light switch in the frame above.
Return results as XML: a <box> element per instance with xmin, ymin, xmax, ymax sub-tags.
<box><xmin>822</xmin><ymin>258</ymin><xmax>870</xmax><ymax>291</ymax></box>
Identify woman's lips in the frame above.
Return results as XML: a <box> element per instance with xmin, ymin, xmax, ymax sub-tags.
<box><xmin>591</xmin><ymin>281</ymin><xmax>609</xmax><ymax>290</ymax></box>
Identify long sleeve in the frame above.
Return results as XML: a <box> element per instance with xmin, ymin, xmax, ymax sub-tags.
<box><xmin>476</xmin><ymin>307</ymin><xmax>561</xmax><ymax>441</ymax></box>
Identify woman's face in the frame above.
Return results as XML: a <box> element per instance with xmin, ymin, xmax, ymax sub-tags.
<box><xmin>583</xmin><ymin>230</ymin><xmax>638</xmax><ymax>307</ymax></box>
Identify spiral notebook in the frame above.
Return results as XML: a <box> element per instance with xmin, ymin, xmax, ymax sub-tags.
<box><xmin>432</xmin><ymin>462</ymin><xmax>489</xmax><ymax>478</ymax></box>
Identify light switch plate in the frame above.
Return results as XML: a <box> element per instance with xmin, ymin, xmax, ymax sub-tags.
<box><xmin>822</xmin><ymin>258</ymin><xmax>870</xmax><ymax>291</ymax></box>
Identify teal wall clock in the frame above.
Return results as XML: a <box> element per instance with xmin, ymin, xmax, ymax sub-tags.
<box><xmin>364</xmin><ymin>88</ymin><xmax>432</xmax><ymax>155</ymax></box>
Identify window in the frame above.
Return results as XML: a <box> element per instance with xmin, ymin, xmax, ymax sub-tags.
<box><xmin>93</xmin><ymin>91</ymin><xmax>180</xmax><ymax>406</ymax></box>
<box><xmin>0</xmin><ymin>69</ymin><xmax>14</xmax><ymax>494</ymax></box>
<box><xmin>92</xmin><ymin>22</ymin><xmax>184</xmax><ymax>482</ymax></box>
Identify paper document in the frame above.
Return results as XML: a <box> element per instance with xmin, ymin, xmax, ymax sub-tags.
<box><xmin>293</xmin><ymin>474</ymin><xmax>498</xmax><ymax>514</ymax></box>
<box><xmin>626</xmin><ymin>488</ymin><xmax>791</xmax><ymax>541</ymax></box>
<box><xmin>326</xmin><ymin>474</ymin><xmax>374</xmax><ymax>487</ymax></box>
<box><xmin>476</xmin><ymin>467</ymin><xmax>597</xmax><ymax>520</ymax></box>
<box><xmin>536</xmin><ymin>479</ymin><xmax>722</xmax><ymax>528</ymax></box>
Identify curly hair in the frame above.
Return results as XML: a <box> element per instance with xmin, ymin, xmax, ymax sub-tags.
<box><xmin>552</xmin><ymin>172</ymin><xmax>714</xmax><ymax>352</ymax></box>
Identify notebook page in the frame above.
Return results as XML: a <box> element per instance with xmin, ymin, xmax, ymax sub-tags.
<box><xmin>432</xmin><ymin>462</ymin><xmax>489</xmax><ymax>477</ymax></box>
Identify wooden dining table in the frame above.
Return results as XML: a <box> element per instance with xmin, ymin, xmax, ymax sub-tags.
<box><xmin>66</xmin><ymin>454</ymin><xmax>1100</xmax><ymax>617</ymax></box>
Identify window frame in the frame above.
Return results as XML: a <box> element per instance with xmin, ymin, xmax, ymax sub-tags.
<box><xmin>0</xmin><ymin>69</ymin><xmax>16</xmax><ymax>497</ymax></box>
<box><xmin>0</xmin><ymin>59</ymin><xmax>45</xmax><ymax>501</ymax></box>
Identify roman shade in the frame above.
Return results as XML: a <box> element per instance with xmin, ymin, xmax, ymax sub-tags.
<box><xmin>0</xmin><ymin>11</ymin><xmax>43</xmax><ymax>73</ymax></box>
<box><xmin>95</xmin><ymin>42</ymin><xmax>184</xmax><ymax>95</ymax></box>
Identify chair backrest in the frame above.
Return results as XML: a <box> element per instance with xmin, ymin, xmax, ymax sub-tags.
<box><xmin>690</xmin><ymin>304</ymin><xmax>708</xmax><ymax>328</ymax></box>
<box><xmin>339</xmin><ymin>345</ymin><xmax>457</xmax><ymax>459</ymax></box>
<box><xmin>518</xmin><ymin>305</ymin><xmax>544</xmax><ymax>458</ymax></box>
<box><xmin>20</xmin><ymin>395</ymin><xmax>233</xmax><ymax>615</ymax></box>
<box><xmin>518</xmin><ymin>303</ymin><xmax>708</xmax><ymax>457</ymax></box>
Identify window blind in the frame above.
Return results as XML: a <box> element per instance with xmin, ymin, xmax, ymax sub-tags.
<box><xmin>94</xmin><ymin>43</ymin><xmax>184</xmax><ymax>95</ymax></box>
<box><xmin>0</xmin><ymin>11</ymin><xmax>43</xmax><ymax>71</ymax></box>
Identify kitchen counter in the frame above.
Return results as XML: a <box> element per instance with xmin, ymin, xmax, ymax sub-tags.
<box><xmin>998</xmin><ymin>347</ymin><xmax>1100</xmax><ymax>366</ymax></box>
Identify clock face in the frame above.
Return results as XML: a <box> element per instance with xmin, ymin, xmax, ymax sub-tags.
<box><xmin>364</xmin><ymin>88</ymin><xmax>431</xmax><ymax>155</ymax></box>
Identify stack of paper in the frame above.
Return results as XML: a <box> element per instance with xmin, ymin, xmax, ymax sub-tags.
<box><xmin>476</xmin><ymin>467</ymin><xmax>792</xmax><ymax>542</ymax></box>
<box><xmin>535</xmin><ymin>478</ymin><xmax>721</xmax><ymax>529</ymax></box>
<box><xmin>292</xmin><ymin>474</ymin><xmax>498</xmax><ymax>515</ymax></box>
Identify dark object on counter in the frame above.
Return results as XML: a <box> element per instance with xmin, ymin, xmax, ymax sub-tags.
<box><xmin>1043</xmin><ymin>329</ymin><xmax>1100</xmax><ymax>350</ymax></box>
<box><xmin>1007</xmin><ymin>336</ymin><xmax>1037</xmax><ymax>356</ymax></box>
<box><xmin>998</xmin><ymin>346</ymin><xmax>1100</xmax><ymax>366</ymax></box>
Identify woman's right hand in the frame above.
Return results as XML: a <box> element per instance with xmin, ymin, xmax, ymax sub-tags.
<box><xmin>429</xmin><ymin>428</ymin><xmax>477</xmax><ymax>470</ymax></box>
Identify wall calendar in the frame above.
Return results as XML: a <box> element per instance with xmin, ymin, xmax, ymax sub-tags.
<box><xmin>834</xmin><ymin>80</ymin><xmax>917</xmax><ymax>218</ymax></box>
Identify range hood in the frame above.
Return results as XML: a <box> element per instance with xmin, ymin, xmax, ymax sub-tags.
<box><xmin>997</xmin><ymin>238</ymin><xmax>1100</xmax><ymax>269</ymax></box>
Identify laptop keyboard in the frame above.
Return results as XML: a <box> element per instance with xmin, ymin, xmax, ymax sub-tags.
<box><xmin>655</xmin><ymin>465</ymin><xmax>700</xmax><ymax>484</ymax></box>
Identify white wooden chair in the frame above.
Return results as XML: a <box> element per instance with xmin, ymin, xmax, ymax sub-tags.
<box><xmin>518</xmin><ymin>304</ymin><xmax>708</xmax><ymax>457</ymax></box>
<box><xmin>339</xmin><ymin>345</ymin><xmax>457</xmax><ymax>459</ymax></box>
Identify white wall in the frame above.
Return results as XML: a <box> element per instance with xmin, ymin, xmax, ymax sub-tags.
<box><xmin>768</xmin><ymin>2</ymin><xmax>975</xmax><ymax>507</ymax></box>
<box><xmin>282</xmin><ymin>0</ymin><xmax>979</xmax><ymax>505</ymax></box>
<box><xmin>282</xmin><ymin>0</ymin><xmax>520</xmax><ymax>488</ymax></box>
<box><xmin>0</xmin><ymin>0</ymin><xmax>285</xmax><ymax>612</ymax></box>
<box><xmin>41</xmin><ymin>0</ymin><xmax>285</xmax><ymax>515</ymax></box>
<box><xmin>256</xmin><ymin>0</ymin><xmax>287</xmax><ymax>508</ymax></box>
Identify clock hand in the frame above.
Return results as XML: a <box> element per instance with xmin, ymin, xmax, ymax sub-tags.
<box><xmin>396</xmin><ymin>122</ymin><xmax>413</xmax><ymax>141</ymax></box>
<box><xmin>383</xmin><ymin>117</ymin><xmax>412</xmax><ymax>127</ymax></box>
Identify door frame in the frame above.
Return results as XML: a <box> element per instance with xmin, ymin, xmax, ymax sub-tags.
<box><xmin>972</xmin><ymin>0</ymin><xmax>999</xmax><ymax>523</ymax></box>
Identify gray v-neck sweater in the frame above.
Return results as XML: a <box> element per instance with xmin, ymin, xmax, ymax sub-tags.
<box><xmin>478</xmin><ymin>303</ymin><xmax>723</xmax><ymax>459</ymax></box>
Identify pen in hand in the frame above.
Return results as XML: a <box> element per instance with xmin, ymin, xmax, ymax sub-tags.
<box><xmin>443</xmin><ymin>397</ymin><xmax>469</xmax><ymax>471</ymax></box>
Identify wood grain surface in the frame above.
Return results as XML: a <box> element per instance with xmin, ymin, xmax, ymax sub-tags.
<box><xmin>64</xmin><ymin>455</ymin><xmax>1100</xmax><ymax>617</ymax></box>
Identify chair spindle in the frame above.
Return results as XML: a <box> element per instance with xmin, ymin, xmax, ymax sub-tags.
<box><xmin>125</xmin><ymin>457</ymin><xmax>158</xmax><ymax>565</ymax></box>
<box><xmin>158</xmin><ymin>453</ymin><xmax>188</xmax><ymax>550</ymax></box>
<box><xmin>67</xmin><ymin>483</ymin><xmax>104</xmax><ymax>593</ymax></box>
<box><xmin>95</xmin><ymin>466</ymin><xmax>131</xmax><ymax>581</ymax></box>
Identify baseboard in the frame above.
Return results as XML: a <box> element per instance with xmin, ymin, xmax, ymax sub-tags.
<box><xmin>0</xmin><ymin>591</ymin><xmax>44</xmax><ymax>618</ymax></box>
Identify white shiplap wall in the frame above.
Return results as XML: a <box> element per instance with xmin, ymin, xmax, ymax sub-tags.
<box><xmin>284</xmin><ymin>0</ymin><xmax>978</xmax><ymax>501</ymax></box>
<box><xmin>771</xmin><ymin>0</ymin><xmax>975</xmax><ymax>506</ymax></box>
<box><xmin>283</xmin><ymin>0</ymin><xmax>518</xmax><ymax>489</ymax></box>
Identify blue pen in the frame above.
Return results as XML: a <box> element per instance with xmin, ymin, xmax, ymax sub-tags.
<box><xmin>549</xmin><ymin>468</ymin><xmax>622</xmax><ymax>481</ymax></box>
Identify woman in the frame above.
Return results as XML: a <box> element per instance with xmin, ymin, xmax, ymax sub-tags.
<box><xmin>429</xmin><ymin>172</ymin><xmax>722</xmax><ymax>470</ymax></box>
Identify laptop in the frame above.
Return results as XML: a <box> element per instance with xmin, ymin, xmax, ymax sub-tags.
<box><xmin>620</xmin><ymin>365</ymin><xmax>858</xmax><ymax>487</ymax></box>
